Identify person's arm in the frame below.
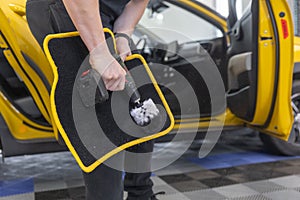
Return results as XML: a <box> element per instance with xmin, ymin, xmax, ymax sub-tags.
<box><xmin>62</xmin><ymin>0</ymin><xmax>126</xmax><ymax>91</ymax></box>
<box><xmin>113</xmin><ymin>0</ymin><xmax>150</xmax><ymax>60</ymax></box>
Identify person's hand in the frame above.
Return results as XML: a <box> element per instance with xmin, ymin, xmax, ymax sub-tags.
<box><xmin>115</xmin><ymin>36</ymin><xmax>132</xmax><ymax>61</ymax></box>
<box><xmin>89</xmin><ymin>43</ymin><xmax>126</xmax><ymax>91</ymax></box>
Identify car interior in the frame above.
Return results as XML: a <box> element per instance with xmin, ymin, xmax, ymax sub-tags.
<box><xmin>131</xmin><ymin>0</ymin><xmax>258</xmax><ymax>122</ymax></box>
<box><xmin>226</xmin><ymin>0</ymin><xmax>258</xmax><ymax>122</ymax></box>
<box><xmin>0</xmin><ymin>47</ymin><xmax>45</xmax><ymax>123</ymax></box>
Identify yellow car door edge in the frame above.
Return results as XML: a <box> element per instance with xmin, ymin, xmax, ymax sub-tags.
<box><xmin>255</xmin><ymin>0</ymin><xmax>294</xmax><ymax>140</ymax></box>
<box><xmin>2</xmin><ymin>49</ymin><xmax>52</xmax><ymax>123</ymax></box>
<box><xmin>8</xmin><ymin>3</ymin><xmax>25</xmax><ymax>17</ymax></box>
<box><xmin>0</xmin><ymin>31</ymin><xmax>52</xmax><ymax>124</ymax></box>
<box><xmin>259</xmin><ymin>0</ymin><xmax>282</xmax><ymax>129</ymax></box>
<box><xmin>0</xmin><ymin>92</ymin><xmax>54</xmax><ymax>133</ymax></box>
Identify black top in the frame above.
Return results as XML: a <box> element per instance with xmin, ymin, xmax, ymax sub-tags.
<box><xmin>100</xmin><ymin>0</ymin><xmax>130</xmax><ymax>28</ymax></box>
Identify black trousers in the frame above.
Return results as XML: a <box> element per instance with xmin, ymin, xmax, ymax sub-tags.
<box><xmin>83</xmin><ymin>141</ymin><xmax>155</xmax><ymax>200</ymax></box>
<box><xmin>26</xmin><ymin>0</ymin><xmax>155</xmax><ymax>199</ymax></box>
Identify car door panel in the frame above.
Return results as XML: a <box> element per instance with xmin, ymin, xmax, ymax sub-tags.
<box><xmin>0</xmin><ymin>2</ymin><xmax>61</xmax><ymax>144</ymax></box>
<box><xmin>226</xmin><ymin>1</ymin><xmax>258</xmax><ymax>122</ymax></box>
<box><xmin>0</xmin><ymin>2</ymin><xmax>53</xmax><ymax>126</ymax></box>
<box><xmin>260</xmin><ymin>0</ymin><xmax>294</xmax><ymax>140</ymax></box>
<box><xmin>226</xmin><ymin>0</ymin><xmax>294</xmax><ymax>140</ymax></box>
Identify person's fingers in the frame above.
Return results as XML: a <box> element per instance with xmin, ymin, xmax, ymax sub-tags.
<box><xmin>116</xmin><ymin>38</ymin><xmax>132</xmax><ymax>61</ymax></box>
<box><xmin>117</xmin><ymin>71</ymin><xmax>126</xmax><ymax>90</ymax></box>
<box><xmin>104</xmin><ymin>75</ymin><xmax>119</xmax><ymax>90</ymax></box>
<box><xmin>105</xmin><ymin>78</ymin><xmax>124</xmax><ymax>91</ymax></box>
<box><xmin>119</xmin><ymin>51</ymin><xmax>132</xmax><ymax>61</ymax></box>
<box><xmin>103</xmin><ymin>78</ymin><xmax>113</xmax><ymax>90</ymax></box>
<box><xmin>120</xmin><ymin>54</ymin><xmax>126</xmax><ymax>62</ymax></box>
<box><xmin>103</xmin><ymin>68</ymin><xmax>126</xmax><ymax>91</ymax></box>
<box><xmin>111</xmin><ymin>77</ymin><xmax>125</xmax><ymax>91</ymax></box>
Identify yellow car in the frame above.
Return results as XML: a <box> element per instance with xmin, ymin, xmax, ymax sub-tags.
<box><xmin>0</xmin><ymin>0</ymin><xmax>299</xmax><ymax>162</ymax></box>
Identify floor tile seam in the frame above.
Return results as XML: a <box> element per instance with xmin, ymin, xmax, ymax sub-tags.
<box><xmin>259</xmin><ymin>187</ymin><xmax>300</xmax><ymax>195</ymax></box>
<box><xmin>0</xmin><ymin>191</ymin><xmax>34</xmax><ymax>198</ymax></box>
<box><xmin>34</xmin><ymin>186</ymin><xmax>84</xmax><ymax>193</ymax></box>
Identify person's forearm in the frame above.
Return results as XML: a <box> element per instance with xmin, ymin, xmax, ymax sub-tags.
<box><xmin>62</xmin><ymin>0</ymin><xmax>108</xmax><ymax>52</ymax></box>
<box><xmin>113</xmin><ymin>0</ymin><xmax>149</xmax><ymax>36</ymax></box>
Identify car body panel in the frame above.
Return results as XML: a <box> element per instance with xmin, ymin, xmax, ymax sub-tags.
<box><xmin>0</xmin><ymin>0</ymin><xmax>59</xmax><ymax>141</ymax></box>
<box><xmin>295</xmin><ymin>36</ymin><xmax>300</xmax><ymax>63</ymax></box>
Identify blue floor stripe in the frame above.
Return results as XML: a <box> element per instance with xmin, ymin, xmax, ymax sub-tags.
<box><xmin>188</xmin><ymin>151</ymin><xmax>300</xmax><ymax>169</ymax></box>
<box><xmin>0</xmin><ymin>178</ymin><xmax>34</xmax><ymax>197</ymax></box>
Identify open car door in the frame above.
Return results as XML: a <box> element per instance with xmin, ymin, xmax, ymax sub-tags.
<box><xmin>226</xmin><ymin>0</ymin><xmax>294</xmax><ymax>141</ymax></box>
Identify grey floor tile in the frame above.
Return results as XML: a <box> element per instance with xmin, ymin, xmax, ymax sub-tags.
<box><xmin>244</xmin><ymin>180</ymin><xmax>286</xmax><ymax>193</ymax></box>
<box><xmin>226</xmin><ymin>170</ymin><xmax>286</xmax><ymax>183</ymax></box>
<box><xmin>155</xmin><ymin>169</ymin><xmax>184</xmax><ymax>176</ymax></box>
<box><xmin>153</xmin><ymin>184</ymin><xmax>179</xmax><ymax>195</ymax></box>
<box><xmin>159</xmin><ymin>174</ymin><xmax>193</xmax><ymax>184</ymax></box>
<box><xmin>229</xmin><ymin>194</ymin><xmax>272</xmax><ymax>200</ymax></box>
<box><xmin>154</xmin><ymin>162</ymin><xmax>204</xmax><ymax>176</ymax></box>
<box><xmin>186</xmin><ymin>170</ymin><xmax>221</xmax><ymax>180</ymax></box>
<box><xmin>34</xmin><ymin>179</ymin><xmax>67</xmax><ymax>192</ymax></box>
<box><xmin>263</xmin><ymin>189</ymin><xmax>300</xmax><ymax>200</ymax></box>
<box><xmin>184</xmin><ymin>189</ymin><xmax>227</xmax><ymax>200</ymax></box>
<box><xmin>213</xmin><ymin>167</ymin><xmax>243</xmax><ymax>176</ymax></box>
<box><xmin>151</xmin><ymin>176</ymin><xmax>168</xmax><ymax>186</ymax></box>
<box><xmin>213</xmin><ymin>184</ymin><xmax>259</xmax><ymax>198</ymax></box>
<box><xmin>279</xmin><ymin>159</ymin><xmax>300</xmax><ymax>166</ymax></box>
<box><xmin>269</xmin><ymin>175</ymin><xmax>300</xmax><ymax>188</ymax></box>
<box><xmin>177</xmin><ymin>165</ymin><xmax>205</xmax><ymax>174</ymax></box>
<box><xmin>0</xmin><ymin>193</ymin><xmax>34</xmax><ymax>200</ymax></box>
<box><xmin>199</xmin><ymin>176</ymin><xmax>238</xmax><ymax>187</ymax></box>
<box><xmin>251</xmin><ymin>161</ymin><xmax>290</xmax><ymax>168</ymax></box>
<box><xmin>170</xmin><ymin>180</ymin><xmax>208</xmax><ymax>192</ymax></box>
<box><xmin>226</xmin><ymin>173</ymin><xmax>253</xmax><ymax>183</ymax></box>
<box><xmin>65</xmin><ymin>178</ymin><xmax>84</xmax><ymax>189</ymax></box>
<box><xmin>159</xmin><ymin>193</ymin><xmax>191</xmax><ymax>200</ymax></box>
<box><xmin>273</xmin><ymin>166</ymin><xmax>300</xmax><ymax>175</ymax></box>
<box><xmin>66</xmin><ymin>187</ymin><xmax>85</xmax><ymax>200</ymax></box>
<box><xmin>35</xmin><ymin>190</ymin><xmax>66</xmax><ymax>200</ymax></box>
<box><xmin>235</xmin><ymin>164</ymin><xmax>270</xmax><ymax>173</ymax></box>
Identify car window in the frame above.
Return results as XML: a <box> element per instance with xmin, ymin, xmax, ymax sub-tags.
<box><xmin>196</xmin><ymin>0</ymin><xmax>253</xmax><ymax>20</ymax></box>
<box><xmin>137</xmin><ymin>2</ymin><xmax>223</xmax><ymax>44</ymax></box>
<box><xmin>195</xmin><ymin>0</ymin><xmax>229</xmax><ymax>18</ymax></box>
<box><xmin>235</xmin><ymin>0</ymin><xmax>252</xmax><ymax>20</ymax></box>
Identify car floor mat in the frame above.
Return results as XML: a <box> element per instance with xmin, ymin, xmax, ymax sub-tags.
<box><xmin>43</xmin><ymin>29</ymin><xmax>174</xmax><ymax>173</ymax></box>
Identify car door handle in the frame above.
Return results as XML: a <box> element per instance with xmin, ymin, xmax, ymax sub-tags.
<box><xmin>9</xmin><ymin>4</ymin><xmax>26</xmax><ymax>17</ymax></box>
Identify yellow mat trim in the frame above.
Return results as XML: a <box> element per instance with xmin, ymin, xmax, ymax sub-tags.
<box><xmin>43</xmin><ymin>29</ymin><xmax>174</xmax><ymax>173</ymax></box>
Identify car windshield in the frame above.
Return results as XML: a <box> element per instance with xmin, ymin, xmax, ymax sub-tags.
<box><xmin>135</xmin><ymin>0</ymin><xmax>298</xmax><ymax>45</ymax></box>
<box><xmin>196</xmin><ymin>0</ymin><xmax>252</xmax><ymax>19</ymax></box>
<box><xmin>196</xmin><ymin>0</ymin><xmax>229</xmax><ymax>18</ymax></box>
<box><xmin>137</xmin><ymin>1</ymin><xmax>223</xmax><ymax>44</ymax></box>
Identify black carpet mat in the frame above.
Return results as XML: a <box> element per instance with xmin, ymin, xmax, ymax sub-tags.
<box><xmin>47</xmin><ymin>35</ymin><xmax>172</xmax><ymax>168</ymax></box>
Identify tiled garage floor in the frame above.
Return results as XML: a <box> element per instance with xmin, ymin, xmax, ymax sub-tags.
<box><xmin>1</xmin><ymin>130</ymin><xmax>300</xmax><ymax>200</ymax></box>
